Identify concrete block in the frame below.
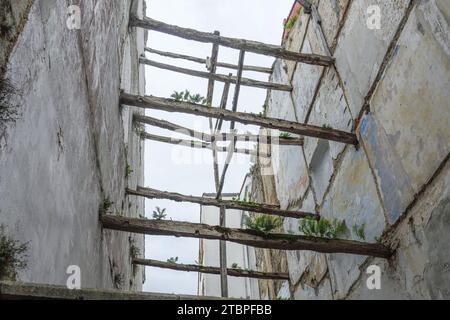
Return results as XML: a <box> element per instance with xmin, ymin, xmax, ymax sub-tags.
<box><xmin>284</xmin><ymin>192</ymin><xmax>327</xmax><ymax>291</ymax></box>
<box><xmin>360</xmin><ymin>113</ymin><xmax>415</xmax><ymax>224</ymax></box>
<box><xmin>303</xmin><ymin>67</ymin><xmax>353</xmax><ymax>204</ymax></box>
<box><xmin>368</xmin><ymin>0</ymin><xmax>450</xmax><ymax>199</ymax></box>
<box><xmin>348</xmin><ymin>161</ymin><xmax>450</xmax><ymax>299</ymax></box>
<box><xmin>334</xmin><ymin>0</ymin><xmax>411</xmax><ymax>116</ymax></box>
<box><xmin>284</xmin><ymin>9</ymin><xmax>310</xmax><ymax>80</ymax></box>
<box><xmin>318</xmin><ymin>0</ymin><xmax>350</xmax><ymax>48</ymax></box>
<box><xmin>268</xmin><ymin>60</ymin><xmax>309</xmax><ymax>209</ymax></box>
<box><xmin>291</xmin><ymin>40</ymin><xmax>324</xmax><ymax>123</ymax></box>
<box><xmin>294</xmin><ymin>275</ymin><xmax>333</xmax><ymax>300</ymax></box>
<box><xmin>321</xmin><ymin>147</ymin><xmax>386</xmax><ymax>298</ymax></box>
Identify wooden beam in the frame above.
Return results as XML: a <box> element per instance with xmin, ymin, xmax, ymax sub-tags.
<box><xmin>134</xmin><ymin>114</ymin><xmax>304</xmax><ymax>146</ymax></box>
<box><xmin>140</xmin><ymin>58</ymin><xmax>292</xmax><ymax>92</ymax></box>
<box><xmin>131</xmin><ymin>16</ymin><xmax>334</xmax><ymax>66</ymax></box>
<box><xmin>216</xmin><ymin>51</ymin><xmax>245</xmax><ymax>199</ymax></box>
<box><xmin>126</xmin><ymin>186</ymin><xmax>316</xmax><ymax>219</ymax></box>
<box><xmin>122</xmin><ymin>94</ymin><xmax>358</xmax><ymax>145</ymax></box>
<box><xmin>133</xmin><ymin>258</ymin><xmax>290</xmax><ymax>280</ymax></box>
<box><xmin>206</xmin><ymin>35</ymin><xmax>222</xmax><ymax>196</ymax></box>
<box><xmin>230</xmin><ymin>50</ymin><xmax>245</xmax><ymax>130</ymax></box>
<box><xmin>141</xmin><ymin>132</ymin><xmax>268</xmax><ymax>157</ymax></box>
<box><xmin>145</xmin><ymin>47</ymin><xmax>273</xmax><ymax>74</ymax></box>
<box><xmin>214</xmin><ymin>75</ymin><xmax>232</xmax><ymax>131</ymax></box>
<box><xmin>0</xmin><ymin>281</ymin><xmax>222</xmax><ymax>300</ymax></box>
<box><xmin>101</xmin><ymin>216</ymin><xmax>393</xmax><ymax>258</ymax></box>
<box><xmin>218</xmin><ymin>205</ymin><xmax>228</xmax><ymax>297</ymax></box>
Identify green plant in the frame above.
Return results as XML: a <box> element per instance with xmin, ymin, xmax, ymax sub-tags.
<box><xmin>244</xmin><ymin>215</ymin><xmax>283</xmax><ymax>234</ymax></box>
<box><xmin>284</xmin><ymin>7</ymin><xmax>301</xmax><ymax>30</ymax></box>
<box><xmin>152</xmin><ymin>206</ymin><xmax>167</xmax><ymax>220</ymax></box>
<box><xmin>134</xmin><ymin>122</ymin><xmax>145</xmax><ymax>138</ymax></box>
<box><xmin>231</xmin><ymin>263</ymin><xmax>243</xmax><ymax>270</ymax></box>
<box><xmin>167</xmin><ymin>257</ymin><xmax>179</xmax><ymax>264</ymax></box>
<box><xmin>129</xmin><ymin>238</ymin><xmax>141</xmax><ymax>260</ymax></box>
<box><xmin>374</xmin><ymin>235</ymin><xmax>383</xmax><ymax>244</ymax></box>
<box><xmin>125</xmin><ymin>163</ymin><xmax>133</xmax><ymax>178</ymax></box>
<box><xmin>279</xmin><ymin>132</ymin><xmax>292</xmax><ymax>139</ymax></box>
<box><xmin>299</xmin><ymin>216</ymin><xmax>347</xmax><ymax>239</ymax></box>
<box><xmin>171</xmin><ymin>90</ymin><xmax>207</xmax><ymax>105</ymax></box>
<box><xmin>352</xmin><ymin>224</ymin><xmax>366</xmax><ymax>240</ymax></box>
<box><xmin>0</xmin><ymin>225</ymin><xmax>29</xmax><ymax>281</ymax></box>
<box><xmin>103</xmin><ymin>197</ymin><xmax>114</xmax><ymax>213</ymax></box>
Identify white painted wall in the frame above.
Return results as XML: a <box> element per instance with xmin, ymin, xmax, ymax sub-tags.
<box><xmin>198</xmin><ymin>194</ymin><xmax>259</xmax><ymax>299</ymax></box>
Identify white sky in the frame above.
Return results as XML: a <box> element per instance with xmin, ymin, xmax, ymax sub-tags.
<box><xmin>142</xmin><ymin>0</ymin><xmax>293</xmax><ymax>295</ymax></box>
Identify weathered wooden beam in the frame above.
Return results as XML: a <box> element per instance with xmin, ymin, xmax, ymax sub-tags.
<box><xmin>122</xmin><ymin>94</ymin><xmax>358</xmax><ymax>145</ymax></box>
<box><xmin>206</xmin><ymin>35</ymin><xmax>222</xmax><ymax>197</ymax></box>
<box><xmin>216</xmin><ymin>51</ymin><xmax>246</xmax><ymax>199</ymax></box>
<box><xmin>140</xmin><ymin>58</ymin><xmax>292</xmax><ymax>92</ymax></box>
<box><xmin>214</xmin><ymin>75</ymin><xmax>232</xmax><ymax>131</ymax></box>
<box><xmin>134</xmin><ymin>114</ymin><xmax>304</xmax><ymax>146</ymax></box>
<box><xmin>218</xmin><ymin>205</ymin><xmax>228</xmax><ymax>297</ymax></box>
<box><xmin>0</xmin><ymin>281</ymin><xmax>221</xmax><ymax>300</ymax></box>
<box><xmin>131</xmin><ymin>16</ymin><xmax>334</xmax><ymax>66</ymax></box>
<box><xmin>126</xmin><ymin>186</ymin><xmax>315</xmax><ymax>219</ymax></box>
<box><xmin>141</xmin><ymin>132</ymin><xmax>268</xmax><ymax>157</ymax></box>
<box><xmin>145</xmin><ymin>47</ymin><xmax>273</xmax><ymax>74</ymax></box>
<box><xmin>133</xmin><ymin>258</ymin><xmax>290</xmax><ymax>280</ymax></box>
<box><xmin>101</xmin><ymin>216</ymin><xmax>393</xmax><ymax>258</ymax></box>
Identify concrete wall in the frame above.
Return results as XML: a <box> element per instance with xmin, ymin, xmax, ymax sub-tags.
<box><xmin>0</xmin><ymin>0</ymin><xmax>145</xmax><ymax>291</ymax></box>
<box><xmin>256</xmin><ymin>0</ymin><xmax>449</xmax><ymax>299</ymax></box>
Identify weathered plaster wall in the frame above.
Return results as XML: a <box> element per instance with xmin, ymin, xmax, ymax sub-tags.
<box><xmin>0</xmin><ymin>0</ymin><xmax>34</xmax><ymax>74</ymax></box>
<box><xmin>0</xmin><ymin>0</ymin><xmax>145</xmax><ymax>291</ymax></box>
<box><xmin>258</xmin><ymin>0</ymin><xmax>449</xmax><ymax>299</ymax></box>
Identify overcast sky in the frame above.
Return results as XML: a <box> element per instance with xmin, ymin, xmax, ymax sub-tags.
<box><xmin>142</xmin><ymin>0</ymin><xmax>293</xmax><ymax>295</ymax></box>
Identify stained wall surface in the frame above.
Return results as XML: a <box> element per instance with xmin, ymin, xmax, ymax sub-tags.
<box><xmin>258</xmin><ymin>0</ymin><xmax>449</xmax><ymax>299</ymax></box>
<box><xmin>0</xmin><ymin>0</ymin><xmax>146</xmax><ymax>291</ymax></box>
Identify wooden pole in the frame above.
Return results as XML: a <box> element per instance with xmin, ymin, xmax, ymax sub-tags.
<box><xmin>121</xmin><ymin>93</ymin><xmax>358</xmax><ymax>145</ymax></box>
<box><xmin>230</xmin><ymin>50</ymin><xmax>245</xmax><ymax>130</ymax></box>
<box><xmin>0</xmin><ymin>281</ymin><xmax>222</xmax><ymax>300</ymax></box>
<box><xmin>140</xmin><ymin>58</ymin><xmax>292</xmax><ymax>92</ymax></box>
<box><xmin>133</xmin><ymin>258</ymin><xmax>290</xmax><ymax>280</ymax></box>
<box><xmin>141</xmin><ymin>132</ymin><xmax>268</xmax><ymax>157</ymax></box>
<box><xmin>101</xmin><ymin>216</ymin><xmax>393</xmax><ymax>258</ymax></box>
<box><xmin>218</xmin><ymin>205</ymin><xmax>228</xmax><ymax>297</ymax></box>
<box><xmin>130</xmin><ymin>16</ymin><xmax>334</xmax><ymax>66</ymax></box>
<box><xmin>207</xmin><ymin>34</ymin><xmax>222</xmax><ymax>193</ymax></box>
<box><xmin>126</xmin><ymin>186</ymin><xmax>316</xmax><ymax>219</ymax></box>
<box><xmin>205</xmin><ymin>35</ymin><xmax>228</xmax><ymax>298</ymax></box>
<box><xmin>216</xmin><ymin>51</ymin><xmax>245</xmax><ymax>199</ymax></box>
<box><xmin>145</xmin><ymin>47</ymin><xmax>273</xmax><ymax>74</ymax></box>
<box><xmin>214</xmin><ymin>75</ymin><xmax>232</xmax><ymax>132</ymax></box>
<box><xmin>133</xmin><ymin>114</ymin><xmax>304</xmax><ymax>146</ymax></box>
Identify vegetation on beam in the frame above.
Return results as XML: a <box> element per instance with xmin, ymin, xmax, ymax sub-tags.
<box><xmin>100</xmin><ymin>215</ymin><xmax>393</xmax><ymax>258</ymax></box>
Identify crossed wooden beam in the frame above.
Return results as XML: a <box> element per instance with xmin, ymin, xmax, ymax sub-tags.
<box><xmin>117</xmin><ymin>14</ymin><xmax>382</xmax><ymax>297</ymax></box>
<box><xmin>123</xmin><ymin>93</ymin><xmax>358</xmax><ymax>145</ymax></box>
